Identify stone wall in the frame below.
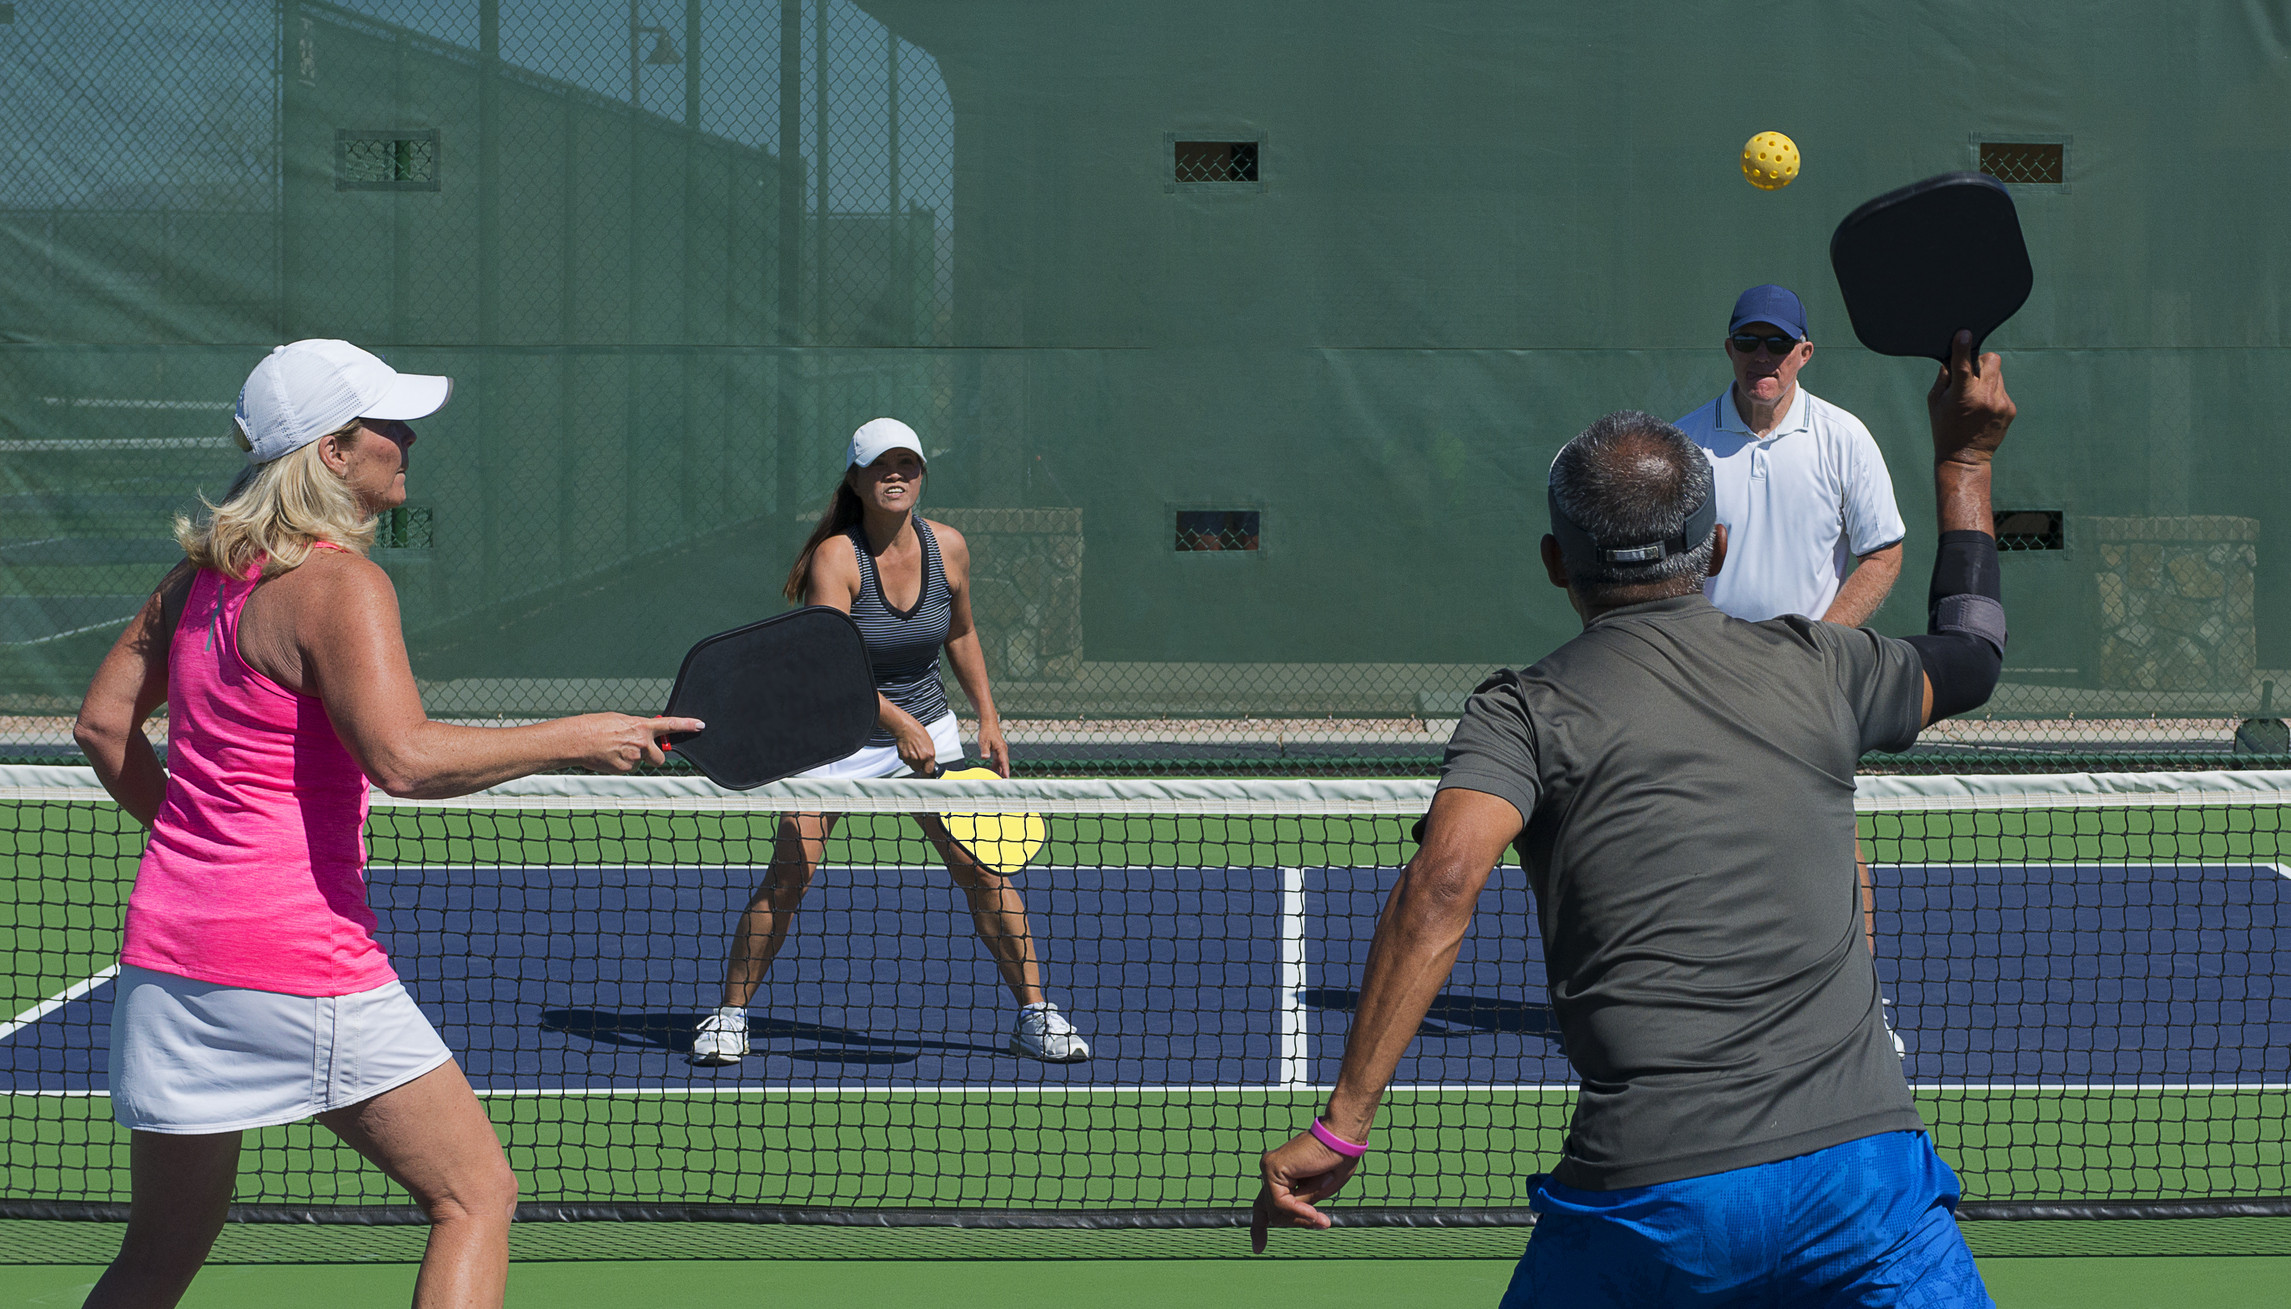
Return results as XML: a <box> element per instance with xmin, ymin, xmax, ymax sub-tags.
<box><xmin>929</xmin><ymin>508</ymin><xmax>1084</xmax><ymax>683</ymax></box>
<box><xmin>2091</xmin><ymin>516</ymin><xmax>2258</xmax><ymax>692</ymax></box>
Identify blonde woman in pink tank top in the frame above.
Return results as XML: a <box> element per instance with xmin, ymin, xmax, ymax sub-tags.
<box><xmin>72</xmin><ymin>341</ymin><xmax>701</xmax><ymax>1309</ymax></box>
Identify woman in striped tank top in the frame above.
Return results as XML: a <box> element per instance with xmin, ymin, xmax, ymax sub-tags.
<box><xmin>693</xmin><ymin>418</ymin><xmax>1090</xmax><ymax>1065</ymax></box>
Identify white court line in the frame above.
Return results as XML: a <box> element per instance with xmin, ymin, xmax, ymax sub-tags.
<box><xmin>1277</xmin><ymin>866</ymin><xmax>1309</xmax><ymax>1089</ymax></box>
<box><xmin>0</xmin><ymin>966</ymin><xmax>119</xmax><ymax>1043</ymax></box>
<box><xmin>1879</xmin><ymin>859</ymin><xmax>2291</xmax><ymax>880</ymax></box>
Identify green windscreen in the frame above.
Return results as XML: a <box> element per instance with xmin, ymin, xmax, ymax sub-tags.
<box><xmin>5</xmin><ymin>1</ymin><xmax>2290</xmax><ymax>772</ymax></box>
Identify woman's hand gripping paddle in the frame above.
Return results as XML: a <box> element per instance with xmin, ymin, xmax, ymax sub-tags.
<box><xmin>1830</xmin><ymin>172</ymin><xmax>2034</xmax><ymax>362</ymax></box>
<box><xmin>926</xmin><ymin>760</ymin><xmax>1047</xmax><ymax>875</ymax></box>
<box><xmin>659</xmin><ymin>606</ymin><xmax>878</xmax><ymax>790</ymax></box>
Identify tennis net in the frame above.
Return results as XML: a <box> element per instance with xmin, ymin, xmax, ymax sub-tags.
<box><xmin>1</xmin><ymin>767</ymin><xmax>2287</xmax><ymax>1240</ymax></box>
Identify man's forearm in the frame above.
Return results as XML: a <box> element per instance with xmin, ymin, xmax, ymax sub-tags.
<box><xmin>1935</xmin><ymin>459</ymin><xmax>1993</xmax><ymax>536</ymax></box>
<box><xmin>1319</xmin><ymin>858</ymin><xmax>1489</xmax><ymax>1141</ymax></box>
<box><xmin>1821</xmin><ymin>544</ymin><xmax>1904</xmax><ymax>626</ymax></box>
<box><xmin>1912</xmin><ymin>338</ymin><xmax>2014</xmax><ymax>726</ymax></box>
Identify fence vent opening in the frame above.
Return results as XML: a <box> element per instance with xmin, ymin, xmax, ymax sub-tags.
<box><xmin>378</xmin><ymin>506</ymin><xmax>432</xmax><ymax>549</ymax></box>
<box><xmin>1175</xmin><ymin>509</ymin><xmax>1260</xmax><ymax>552</ymax></box>
<box><xmin>1994</xmin><ymin>509</ymin><xmax>2064</xmax><ymax>551</ymax></box>
<box><xmin>0</xmin><ymin>6</ymin><xmax>16</xmax><ymax>25</ymax></box>
<box><xmin>1174</xmin><ymin>141</ymin><xmax>1260</xmax><ymax>185</ymax></box>
<box><xmin>337</xmin><ymin>130</ymin><xmax>440</xmax><ymax>191</ymax></box>
<box><xmin>1978</xmin><ymin>142</ymin><xmax>2064</xmax><ymax>186</ymax></box>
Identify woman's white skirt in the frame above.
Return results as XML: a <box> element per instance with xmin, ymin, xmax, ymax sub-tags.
<box><xmin>795</xmin><ymin>711</ymin><xmax>963</xmax><ymax>780</ymax></box>
<box><xmin>108</xmin><ymin>964</ymin><xmax>453</xmax><ymax>1134</ymax></box>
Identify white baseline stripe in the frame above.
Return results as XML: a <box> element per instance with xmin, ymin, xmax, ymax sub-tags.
<box><xmin>0</xmin><ymin>966</ymin><xmax>120</xmax><ymax>1043</ymax></box>
<box><xmin>1879</xmin><ymin>860</ymin><xmax>2291</xmax><ymax>878</ymax></box>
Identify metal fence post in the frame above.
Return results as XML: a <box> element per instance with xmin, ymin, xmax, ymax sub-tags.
<box><xmin>478</xmin><ymin>0</ymin><xmax>502</xmax><ymax>606</ymax></box>
<box><xmin>776</xmin><ymin>0</ymin><xmax>805</xmax><ymax>534</ymax></box>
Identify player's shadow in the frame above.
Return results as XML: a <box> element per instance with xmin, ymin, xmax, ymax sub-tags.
<box><xmin>538</xmin><ymin>1009</ymin><xmax>1004</xmax><ymax>1063</ymax></box>
<box><xmin>1300</xmin><ymin>989</ymin><xmax>1562</xmax><ymax>1043</ymax></box>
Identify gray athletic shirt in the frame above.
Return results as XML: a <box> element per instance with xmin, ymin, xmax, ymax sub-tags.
<box><xmin>1436</xmin><ymin>592</ymin><xmax>1926</xmax><ymax>1190</ymax></box>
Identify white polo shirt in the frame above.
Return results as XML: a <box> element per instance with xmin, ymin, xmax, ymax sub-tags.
<box><xmin>1673</xmin><ymin>386</ymin><xmax>1905</xmax><ymax>622</ymax></box>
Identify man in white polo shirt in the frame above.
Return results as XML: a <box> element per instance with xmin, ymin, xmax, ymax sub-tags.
<box><xmin>1676</xmin><ymin>284</ymin><xmax>1910</xmax><ymax>1057</ymax></box>
<box><xmin>1674</xmin><ymin>284</ymin><xmax>1905</xmax><ymax>625</ymax></box>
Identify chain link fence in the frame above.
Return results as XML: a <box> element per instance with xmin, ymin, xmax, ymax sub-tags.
<box><xmin>4</xmin><ymin>3</ymin><xmax>2287</xmax><ymax>774</ymax></box>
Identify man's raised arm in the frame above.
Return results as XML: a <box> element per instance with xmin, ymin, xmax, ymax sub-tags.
<box><xmin>1909</xmin><ymin>330</ymin><xmax>2016</xmax><ymax>727</ymax></box>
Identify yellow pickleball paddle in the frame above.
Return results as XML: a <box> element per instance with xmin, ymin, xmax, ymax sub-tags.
<box><xmin>935</xmin><ymin>764</ymin><xmax>1047</xmax><ymax>875</ymax></box>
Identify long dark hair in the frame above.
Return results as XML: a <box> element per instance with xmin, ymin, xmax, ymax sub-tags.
<box><xmin>783</xmin><ymin>480</ymin><xmax>865</xmax><ymax>602</ymax></box>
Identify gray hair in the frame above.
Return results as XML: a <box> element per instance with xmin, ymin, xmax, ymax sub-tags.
<box><xmin>1548</xmin><ymin>410</ymin><xmax>1716</xmax><ymax>597</ymax></box>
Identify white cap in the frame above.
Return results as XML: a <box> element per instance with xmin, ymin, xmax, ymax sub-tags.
<box><xmin>233</xmin><ymin>339</ymin><xmax>453</xmax><ymax>464</ymax></box>
<box><xmin>846</xmin><ymin>417</ymin><xmax>926</xmax><ymax>470</ymax></box>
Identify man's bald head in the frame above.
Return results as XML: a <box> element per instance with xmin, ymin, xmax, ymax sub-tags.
<box><xmin>1547</xmin><ymin>411</ymin><xmax>1717</xmax><ymax>604</ymax></box>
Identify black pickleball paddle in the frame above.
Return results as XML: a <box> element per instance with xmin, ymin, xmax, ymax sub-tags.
<box><xmin>660</xmin><ymin>606</ymin><xmax>877</xmax><ymax>790</ymax></box>
<box><xmin>1830</xmin><ymin>172</ymin><xmax>2034</xmax><ymax>362</ymax></box>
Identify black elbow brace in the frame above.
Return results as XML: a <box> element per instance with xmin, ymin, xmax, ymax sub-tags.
<box><xmin>1905</xmin><ymin>530</ymin><xmax>2006</xmax><ymax>720</ymax></box>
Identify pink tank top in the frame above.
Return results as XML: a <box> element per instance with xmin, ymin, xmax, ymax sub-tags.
<box><xmin>121</xmin><ymin>552</ymin><xmax>394</xmax><ymax>995</ymax></box>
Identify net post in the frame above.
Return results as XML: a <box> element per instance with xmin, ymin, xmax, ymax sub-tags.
<box><xmin>1278</xmin><ymin>866</ymin><xmax>1309</xmax><ymax>1089</ymax></box>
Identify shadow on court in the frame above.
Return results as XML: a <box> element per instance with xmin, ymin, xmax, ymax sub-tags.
<box><xmin>538</xmin><ymin>1009</ymin><xmax>1007</xmax><ymax>1063</ymax></box>
<box><xmin>1301</xmin><ymin>989</ymin><xmax>1562</xmax><ymax>1043</ymax></box>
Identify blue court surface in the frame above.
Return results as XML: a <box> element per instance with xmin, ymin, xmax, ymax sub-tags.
<box><xmin>3</xmin><ymin>859</ymin><xmax>2286</xmax><ymax>1091</ymax></box>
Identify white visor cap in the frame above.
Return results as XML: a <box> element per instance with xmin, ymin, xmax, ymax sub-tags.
<box><xmin>847</xmin><ymin>417</ymin><xmax>926</xmax><ymax>470</ymax></box>
<box><xmin>234</xmin><ymin>339</ymin><xmax>453</xmax><ymax>464</ymax></box>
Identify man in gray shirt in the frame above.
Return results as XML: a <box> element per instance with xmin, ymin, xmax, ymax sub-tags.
<box><xmin>1252</xmin><ymin>334</ymin><xmax>2015</xmax><ymax>1308</ymax></box>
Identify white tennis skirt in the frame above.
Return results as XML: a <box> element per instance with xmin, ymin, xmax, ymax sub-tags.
<box><xmin>796</xmin><ymin>711</ymin><xmax>962</xmax><ymax>780</ymax></box>
<box><xmin>108</xmin><ymin>964</ymin><xmax>453</xmax><ymax>1134</ymax></box>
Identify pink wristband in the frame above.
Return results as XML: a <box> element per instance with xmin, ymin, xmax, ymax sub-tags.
<box><xmin>1310</xmin><ymin>1118</ymin><xmax>1369</xmax><ymax>1158</ymax></box>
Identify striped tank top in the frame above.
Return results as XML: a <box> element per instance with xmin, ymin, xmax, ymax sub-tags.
<box><xmin>848</xmin><ymin>518</ymin><xmax>953</xmax><ymax>744</ymax></box>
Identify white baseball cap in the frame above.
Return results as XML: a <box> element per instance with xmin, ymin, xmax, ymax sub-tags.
<box><xmin>233</xmin><ymin>339</ymin><xmax>453</xmax><ymax>464</ymax></box>
<box><xmin>846</xmin><ymin>417</ymin><xmax>926</xmax><ymax>470</ymax></box>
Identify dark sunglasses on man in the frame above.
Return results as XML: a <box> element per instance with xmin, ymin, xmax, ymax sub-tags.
<box><xmin>1729</xmin><ymin>331</ymin><xmax>1802</xmax><ymax>356</ymax></box>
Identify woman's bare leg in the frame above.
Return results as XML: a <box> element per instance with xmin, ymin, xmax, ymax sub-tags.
<box><xmin>917</xmin><ymin>814</ymin><xmax>1047</xmax><ymax>1006</ymax></box>
<box><xmin>83</xmin><ymin>1130</ymin><xmax>240</xmax><ymax>1308</ymax></box>
<box><xmin>717</xmin><ymin>812</ymin><xmax>837</xmax><ymax>1010</ymax></box>
<box><xmin>316</xmin><ymin>1060</ymin><xmax>517</xmax><ymax>1309</ymax></box>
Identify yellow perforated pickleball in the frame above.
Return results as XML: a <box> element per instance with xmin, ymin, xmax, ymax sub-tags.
<box><xmin>1741</xmin><ymin>131</ymin><xmax>1800</xmax><ymax>190</ymax></box>
<box><xmin>937</xmin><ymin>765</ymin><xmax>1047</xmax><ymax>875</ymax></box>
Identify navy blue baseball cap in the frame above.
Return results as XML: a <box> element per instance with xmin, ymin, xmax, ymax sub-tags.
<box><xmin>1728</xmin><ymin>284</ymin><xmax>1809</xmax><ymax>340</ymax></box>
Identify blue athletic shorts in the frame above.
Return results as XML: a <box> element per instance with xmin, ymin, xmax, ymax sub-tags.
<box><xmin>1498</xmin><ymin>1130</ymin><xmax>1993</xmax><ymax>1309</ymax></box>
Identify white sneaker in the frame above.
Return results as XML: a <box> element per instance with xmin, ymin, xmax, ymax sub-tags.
<box><xmin>1011</xmin><ymin>1002</ymin><xmax>1091</xmax><ymax>1063</ymax></box>
<box><xmin>1882</xmin><ymin>998</ymin><xmax>1906</xmax><ymax>1060</ymax></box>
<box><xmin>690</xmin><ymin>1010</ymin><xmax>749</xmax><ymax>1065</ymax></box>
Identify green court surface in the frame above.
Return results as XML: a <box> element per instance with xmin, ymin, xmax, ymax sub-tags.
<box><xmin>0</xmin><ymin>1252</ymin><xmax>2289</xmax><ymax>1309</ymax></box>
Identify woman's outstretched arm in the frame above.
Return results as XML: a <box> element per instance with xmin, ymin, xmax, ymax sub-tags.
<box><xmin>284</xmin><ymin>552</ymin><xmax>698</xmax><ymax>797</ymax></box>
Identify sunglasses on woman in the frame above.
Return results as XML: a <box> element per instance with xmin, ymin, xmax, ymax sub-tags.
<box><xmin>1729</xmin><ymin>332</ymin><xmax>1801</xmax><ymax>355</ymax></box>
